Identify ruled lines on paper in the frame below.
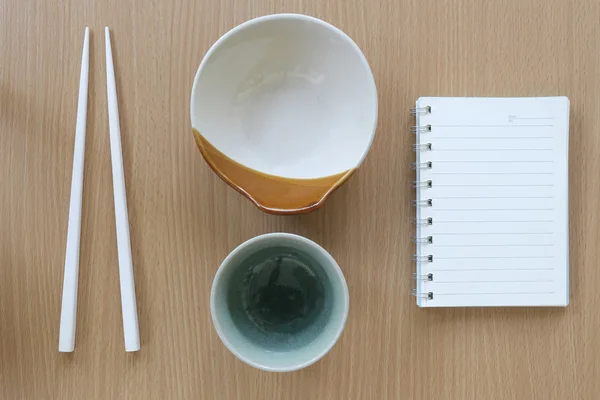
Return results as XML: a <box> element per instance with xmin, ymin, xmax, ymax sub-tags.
<box><xmin>413</xmin><ymin>97</ymin><xmax>569</xmax><ymax>306</ymax></box>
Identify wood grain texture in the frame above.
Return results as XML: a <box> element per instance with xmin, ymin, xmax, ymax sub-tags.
<box><xmin>1</xmin><ymin>0</ymin><xmax>598</xmax><ymax>399</ymax></box>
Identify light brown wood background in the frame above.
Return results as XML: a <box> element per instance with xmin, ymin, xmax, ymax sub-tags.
<box><xmin>1</xmin><ymin>0</ymin><xmax>598</xmax><ymax>399</ymax></box>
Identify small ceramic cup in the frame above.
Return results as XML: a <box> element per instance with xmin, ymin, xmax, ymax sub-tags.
<box><xmin>210</xmin><ymin>233</ymin><xmax>349</xmax><ymax>372</ymax></box>
<box><xmin>190</xmin><ymin>14</ymin><xmax>378</xmax><ymax>214</ymax></box>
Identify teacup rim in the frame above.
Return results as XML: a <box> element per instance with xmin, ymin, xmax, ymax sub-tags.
<box><xmin>210</xmin><ymin>232</ymin><xmax>350</xmax><ymax>372</ymax></box>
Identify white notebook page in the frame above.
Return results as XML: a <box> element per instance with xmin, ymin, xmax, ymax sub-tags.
<box><xmin>414</xmin><ymin>97</ymin><xmax>569</xmax><ymax>307</ymax></box>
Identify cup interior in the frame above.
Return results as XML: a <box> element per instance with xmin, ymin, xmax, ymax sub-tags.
<box><xmin>210</xmin><ymin>233</ymin><xmax>349</xmax><ymax>372</ymax></box>
<box><xmin>190</xmin><ymin>14</ymin><xmax>378</xmax><ymax>179</ymax></box>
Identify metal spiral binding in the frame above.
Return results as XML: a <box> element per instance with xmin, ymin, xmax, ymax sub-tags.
<box><xmin>411</xmin><ymin>161</ymin><xmax>432</xmax><ymax>170</ymax></box>
<box><xmin>413</xmin><ymin>199</ymin><xmax>433</xmax><ymax>207</ymax></box>
<box><xmin>411</xmin><ymin>289</ymin><xmax>434</xmax><ymax>300</ymax></box>
<box><xmin>410</xmin><ymin>124</ymin><xmax>431</xmax><ymax>133</ymax></box>
<box><xmin>410</xmin><ymin>106</ymin><xmax>431</xmax><ymax>116</ymax></box>
<box><xmin>412</xmin><ymin>180</ymin><xmax>432</xmax><ymax>189</ymax></box>
<box><xmin>413</xmin><ymin>272</ymin><xmax>434</xmax><ymax>281</ymax></box>
<box><xmin>412</xmin><ymin>217</ymin><xmax>433</xmax><ymax>225</ymax></box>
<box><xmin>412</xmin><ymin>254</ymin><xmax>434</xmax><ymax>263</ymax></box>
<box><xmin>412</xmin><ymin>103</ymin><xmax>433</xmax><ymax>302</ymax></box>
<box><xmin>412</xmin><ymin>236</ymin><xmax>433</xmax><ymax>244</ymax></box>
<box><xmin>412</xmin><ymin>143</ymin><xmax>432</xmax><ymax>151</ymax></box>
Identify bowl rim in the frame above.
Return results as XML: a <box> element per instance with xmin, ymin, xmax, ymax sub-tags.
<box><xmin>190</xmin><ymin>13</ymin><xmax>379</xmax><ymax>214</ymax></box>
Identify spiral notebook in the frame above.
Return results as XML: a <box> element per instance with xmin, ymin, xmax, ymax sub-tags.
<box><xmin>412</xmin><ymin>97</ymin><xmax>570</xmax><ymax>307</ymax></box>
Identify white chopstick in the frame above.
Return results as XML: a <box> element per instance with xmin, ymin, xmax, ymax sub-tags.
<box><xmin>59</xmin><ymin>27</ymin><xmax>90</xmax><ymax>353</ymax></box>
<box><xmin>105</xmin><ymin>27</ymin><xmax>141</xmax><ymax>352</ymax></box>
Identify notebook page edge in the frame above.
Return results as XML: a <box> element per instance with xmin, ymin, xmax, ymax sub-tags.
<box><xmin>562</xmin><ymin>97</ymin><xmax>570</xmax><ymax>306</ymax></box>
<box><xmin>416</xmin><ymin>96</ymin><xmax>569</xmax><ymax>307</ymax></box>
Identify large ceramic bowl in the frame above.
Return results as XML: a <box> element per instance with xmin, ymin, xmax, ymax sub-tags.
<box><xmin>190</xmin><ymin>14</ymin><xmax>378</xmax><ymax>214</ymax></box>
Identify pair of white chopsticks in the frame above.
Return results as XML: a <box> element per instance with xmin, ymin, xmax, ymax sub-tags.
<box><xmin>59</xmin><ymin>27</ymin><xmax>140</xmax><ymax>353</ymax></box>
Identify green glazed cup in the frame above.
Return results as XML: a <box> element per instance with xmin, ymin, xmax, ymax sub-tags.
<box><xmin>210</xmin><ymin>233</ymin><xmax>349</xmax><ymax>372</ymax></box>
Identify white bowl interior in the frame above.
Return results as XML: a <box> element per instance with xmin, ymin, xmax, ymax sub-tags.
<box><xmin>191</xmin><ymin>15</ymin><xmax>377</xmax><ymax>179</ymax></box>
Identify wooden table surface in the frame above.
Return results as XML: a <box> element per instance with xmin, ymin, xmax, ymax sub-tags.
<box><xmin>2</xmin><ymin>0</ymin><xmax>599</xmax><ymax>399</ymax></box>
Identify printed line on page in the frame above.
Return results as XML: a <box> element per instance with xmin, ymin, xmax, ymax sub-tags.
<box><xmin>434</xmin><ymin>184</ymin><xmax>554</xmax><ymax>187</ymax></box>
<box><xmin>434</xmin><ymin>292</ymin><xmax>555</xmax><ymax>295</ymax></box>
<box><xmin>432</xmin><ymin>268</ymin><xmax>555</xmax><ymax>271</ymax></box>
<box><xmin>432</xmin><ymin>172</ymin><xmax>554</xmax><ymax>175</ymax></box>
<box><xmin>511</xmin><ymin>117</ymin><xmax>554</xmax><ymax>120</ymax></box>
<box><xmin>434</xmin><ymin>220</ymin><xmax>555</xmax><ymax>223</ymax></box>
<box><xmin>433</xmin><ymin>209</ymin><xmax>555</xmax><ymax>211</ymax></box>
<box><xmin>434</xmin><ymin>149</ymin><xmax>554</xmax><ymax>151</ymax></box>
<box><xmin>431</xmin><ymin>136</ymin><xmax>554</xmax><ymax>139</ymax></box>
<box><xmin>435</xmin><ymin>256</ymin><xmax>554</xmax><ymax>260</ymax></box>
<box><xmin>434</xmin><ymin>280</ymin><xmax>554</xmax><ymax>283</ymax></box>
<box><xmin>433</xmin><ymin>244</ymin><xmax>554</xmax><ymax>247</ymax></box>
<box><xmin>434</xmin><ymin>196</ymin><xmax>555</xmax><ymax>199</ymax></box>
<box><xmin>433</xmin><ymin>232</ymin><xmax>555</xmax><ymax>235</ymax></box>
<box><xmin>433</xmin><ymin>124</ymin><xmax>554</xmax><ymax>128</ymax></box>
<box><xmin>434</xmin><ymin>160</ymin><xmax>554</xmax><ymax>163</ymax></box>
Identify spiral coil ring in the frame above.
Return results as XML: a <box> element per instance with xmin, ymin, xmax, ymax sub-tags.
<box><xmin>411</xmin><ymin>289</ymin><xmax>434</xmax><ymax>300</ymax></box>
<box><xmin>411</xmin><ymin>161</ymin><xmax>433</xmax><ymax>170</ymax></box>
<box><xmin>412</xmin><ymin>180</ymin><xmax>432</xmax><ymax>189</ymax></box>
<box><xmin>412</xmin><ymin>254</ymin><xmax>434</xmax><ymax>263</ymax></box>
<box><xmin>410</xmin><ymin>125</ymin><xmax>432</xmax><ymax>134</ymax></box>
<box><xmin>413</xmin><ymin>199</ymin><xmax>433</xmax><ymax>207</ymax></box>
<box><xmin>412</xmin><ymin>143</ymin><xmax>432</xmax><ymax>151</ymax></box>
<box><xmin>410</xmin><ymin>106</ymin><xmax>431</xmax><ymax>116</ymax></box>
<box><xmin>412</xmin><ymin>217</ymin><xmax>433</xmax><ymax>225</ymax></box>
<box><xmin>413</xmin><ymin>272</ymin><xmax>434</xmax><ymax>281</ymax></box>
<box><xmin>412</xmin><ymin>236</ymin><xmax>433</xmax><ymax>244</ymax></box>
